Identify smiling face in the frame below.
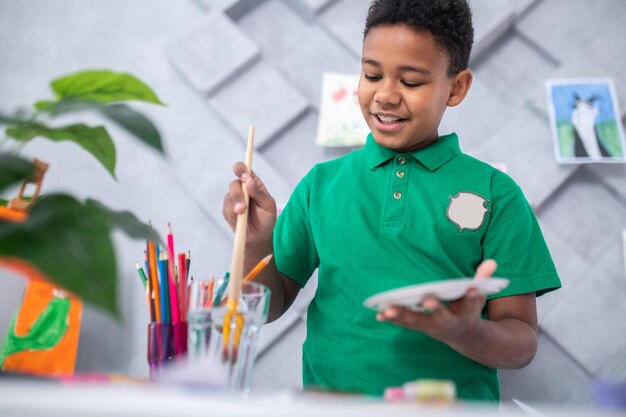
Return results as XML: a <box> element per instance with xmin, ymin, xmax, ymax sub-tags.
<box><xmin>358</xmin><ymin>24</ymin><xmax>473</xmax><ymax>153</ymax></box>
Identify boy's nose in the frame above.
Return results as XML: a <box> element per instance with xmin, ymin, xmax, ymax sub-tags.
<box><xmin>374</xmin><ymin>83</ymin><xmax>401</xmax><ymax>106</ymax></box>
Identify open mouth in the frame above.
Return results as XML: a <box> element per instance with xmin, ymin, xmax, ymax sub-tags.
<box><xmin>376</xmin><ymin>114</ymin><xmax>405</xmax><ymax>124</ymax></box>
<box><xmin>373</xmin><ymin>114</ymin><xmax>407</xmax><ymax>131</ymax></box>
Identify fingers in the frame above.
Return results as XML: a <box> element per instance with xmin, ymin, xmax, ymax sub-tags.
<box><xmin>222</xmin><ymin>189</ymin><xmax>238</xmax><ymax>231</ymax></box>
<box><xmin>422</xmin><ymin>296</ymin><xmax>443</xmax><ymax>313</ymax></box>
<box><xmin>232</xmin><ymin>161</ymin><xmax>249</xmax><ymax>178</ymax></box>
<box><xmin>222</xmin><ymin>164</ymin><xmax>248</xmax><ymax>228</ymax></box>
<box><xmin>231</xmin><ymin>162</ymin><xmax>276</xmax><ymax>214</ymax></box>
<box><xmin>228</xmin><ymin>179</ymin><xmax>246</xmax><ymax>214</ymax></box>
<box><xmin>376</xmin><ymin>298</ymin><xmax>454</xmax><ymax>330</ymax></box>
<box><xmin>475</xmin><ymin>259</ymin><xmax>497</xmax><ymax>280</ymax></box>
<box><xmin>243</xmin><ymin>174</ymin><xmax>276</xmax><ymax>214</ymax></box>
<box><xmin>376</xmin><ymin>307</ymin><xmax>428</xmax><ymax>329</ymax></box>
<box><xmin>231</xmin><ymin>162</ymin><xmax>249</xmax><ymax>214</ymax></box>
<box><xmin>451</xmin><ymin>287</ymin><xmax>486</xmax><ymax>313</ymax></box>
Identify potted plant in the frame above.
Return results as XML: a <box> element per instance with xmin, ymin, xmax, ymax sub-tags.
<box><xmin>0</xmin><ymin>69</ymin><xmax>166</xmax><ymax>317</ymax></box>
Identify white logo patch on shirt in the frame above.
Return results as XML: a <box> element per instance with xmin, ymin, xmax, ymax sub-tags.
<box><xmin>446</xmin><ymin>192</ymin><xmax>490</xmax><ymax>231</ymax></box>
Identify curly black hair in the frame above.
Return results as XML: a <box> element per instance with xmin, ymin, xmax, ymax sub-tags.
<box><xmin>363</xmin><ymin>0</ymin><xmax>474</xmax><ymax>76</ymax></box>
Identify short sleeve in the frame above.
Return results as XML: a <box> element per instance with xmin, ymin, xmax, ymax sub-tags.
<box><xmin>483</xmin><ymin>173</ymin><xmax>561</xmax><ymax>299</ymax></box>
<box><xmin>273</xmin><ymin>169</ymin><xmax>320</xmax><ymax>287</ymax></box>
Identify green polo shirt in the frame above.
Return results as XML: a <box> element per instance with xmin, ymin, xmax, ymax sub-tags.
<box><xmin>273</xmin><ymin>132</ymin><xmax>561</xmax><ymax>401</ymax></box>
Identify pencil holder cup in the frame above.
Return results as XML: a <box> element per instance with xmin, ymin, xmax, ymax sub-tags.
<box><xmin>147</xmin><ymin>321</ymin><xmax>188</xmax><ymax>380</ymax></box>
<box><xmin>172</xmin><ymin>321</ymin><xmax>188</xmax><ymax>355</ymax></box>
<box><xmin>187</xmin><ymin>279</ymin><xmax>271</xmax><ymax>393</ymax></box>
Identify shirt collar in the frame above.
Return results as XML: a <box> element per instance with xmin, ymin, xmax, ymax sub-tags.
<box><xmin>364</xmin><ymin>132</ymin><xmax>461</xmax><ymax>171</ymax></box>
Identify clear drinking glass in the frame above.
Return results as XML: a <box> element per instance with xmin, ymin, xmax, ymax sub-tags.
<box><xmin>187</xmin><ymin>278</ymin><xmax>271</xmax><ymax>393</ymax></box>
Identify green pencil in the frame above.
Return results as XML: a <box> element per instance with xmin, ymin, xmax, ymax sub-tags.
<box><xmin>136</xmin><ymin>262</ymin><xmax>148</xmax><ymax>287</ymax></box>
<box><xmin>213</xmin><ymin>272</ymin><xmax>230</xmax><ymax>306</ymax></box>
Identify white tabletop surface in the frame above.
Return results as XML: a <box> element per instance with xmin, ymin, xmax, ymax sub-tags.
<box><xmin>0</xmin><ymin>379</ymin><xmax>623</xmax><ymax>417</ymax></box>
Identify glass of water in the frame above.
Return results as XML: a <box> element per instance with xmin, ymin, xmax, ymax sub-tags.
<box><xmin>187</xmin><ymin>277</ymin><xmax>271</xmax><ymax>393</ymax></box>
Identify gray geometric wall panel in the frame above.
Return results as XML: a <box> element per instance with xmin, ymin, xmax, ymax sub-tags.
<box><xmin>208</xmin><ymin>61</ymin><xmax>309</xmax><ymax>148</ymax></box>
<box><xmin>284</xmin><ymin>0</ymin><xmax>337</xmax><ymax>22</ymax></box>
<box><xmin>439</xmin><ymin>75</ymin><xmax>517</xmax><ymax>155</ymax></box>
<box><xmin>499</xmin><ymin>332</ymin><xmax>593</xmax><ymax>404</ymax></box>
<box><xmin>167</xmin><ymin>11</ymin><xmax>259</xmax><ymax>94</ymax></box>
<box><xmin>516</xmin><ymin>0</ymin><xmax>626</xmax><ymax>64</ymax></box>
<box><xmin>318</xmin><ymin>0</ymin><xmax>370</xmax><ymax>57</ymax></box>
<box><xmin>474</xmin><ymin>109</ymin><xmax>577</xmax><ymax>208</ymax></box>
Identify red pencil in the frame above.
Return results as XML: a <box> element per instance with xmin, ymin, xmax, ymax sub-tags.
<box><xmin>178</xmin><ymin>252</ymin><xmax>187</xmax><ymax>321</ymax></box>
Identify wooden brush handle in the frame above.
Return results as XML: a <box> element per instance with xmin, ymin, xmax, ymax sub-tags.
<box><xmin>227</xmin><ymin>126</ymin><xmax>255</xmax><ymax>301</ymax></box>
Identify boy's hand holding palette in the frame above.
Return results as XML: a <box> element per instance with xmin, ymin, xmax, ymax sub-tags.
<box><xmin>364</xmin><ymin>278</ymin><xmax>509</xmax><ymax>312</ymax></box>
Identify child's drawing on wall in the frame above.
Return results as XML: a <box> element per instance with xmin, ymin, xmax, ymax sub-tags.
<box><xmin>546</xmin><ymin>78</ymin><xmax>626</xmax><ymax>163</ymax></box>
<box><xmin>316</xmin><ymin>72</ymin><xmax>370</xmax><ymax>148</ymax></box>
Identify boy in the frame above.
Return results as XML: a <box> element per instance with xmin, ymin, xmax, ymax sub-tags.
<box><xmin>223</xmin><ymin>0</ymin><xmax>560</xmax><ymax>402</ymax></box>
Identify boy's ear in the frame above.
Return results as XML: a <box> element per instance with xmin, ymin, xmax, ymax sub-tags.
<box><xmin>447</xmin><ymin>69</ymin><xmax>473</xmax><ymax>107</ymax></box>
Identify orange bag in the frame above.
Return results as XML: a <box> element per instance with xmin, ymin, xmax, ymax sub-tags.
<box><xmin>0</xmin><ymin>280</ymin><xmax>82</xmax><ymax>376</ymax></box>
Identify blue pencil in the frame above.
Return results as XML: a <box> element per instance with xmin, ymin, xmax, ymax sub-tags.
<box><xmin>158</xmin><ymin>251</ymin><xmax>170</xmax><ymax>322</ymax></box>
<box><xmin>144</xmin><ymin>250</ymin><xmax>150</xmax><ymax>281</ymax></box>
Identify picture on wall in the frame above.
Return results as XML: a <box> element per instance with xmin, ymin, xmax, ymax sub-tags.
<box><xmin>316</xmin><ymin>72</ymin><xmax>370</xmax><ymax>147</ymax></box>
<box><xmin>546</xmin><ymin>78</ymin><xmax>626</xmax><ymax>164</ymax></box>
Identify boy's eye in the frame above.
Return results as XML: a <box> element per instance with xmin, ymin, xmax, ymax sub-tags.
<box><xmin>364</xmin><ymin>74</ymin><xmax>381</xmax><ymax>81</ymax></box>
<box><xmin>402</xmin><ymin>80</ymin><xmax>422</xmax><ymax>88</ymax></box>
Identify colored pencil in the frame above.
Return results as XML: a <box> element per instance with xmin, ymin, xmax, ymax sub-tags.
<box><xmin>178</xmin><ymin>252</ymin><xmax>187</xmax><ymax>320</ymax></box>
<box><xmin>143</xmin><ymin>251</ymin><xmax>150</xmax><ymax>282</ymax></box>
<box><xmin>167</xmin><ymin>223</ymin><xmax>175</xmax><ymax>257</ymax></box>
<box><xmin>147</xmin><ymin>240</ymin><xmax>162</xmax><ymax>322</ymax></box>
<box><xmin>244</xmin><ymin>254</ymin><xmax>273</xmax><ymax>283</ymax></box>
<box><xmin>214</xmin><ymin>272</ymin><xmax>230</xmax><ymax>306</ymax></box>
<box><xmin>146</xmin><ymin>276</ymin><xmax>155</xmax><ymax>322</ymax></box>
<box><xmin>136</xmin><ymin>262</ymin><xmax>154</xmax><ymax>321</ymax></box>
<box><xmin>142</xmin><ymin>250</ymin><xmax>156</xmax><ymax>321</ymax></box>
<box><xmin>158</xmin><ymin>251</ymin><xmax>170</xmax><ymax>323</ymax></box>
<box><xmin>207</xmin><ymin>275</ymin><xmax>215</xmax><ymax>308</ymax></box>
<box><xmin>184</xmin><ymin>251</ymin><xmax>191</xmax><ymax>317</ymax></box>
<box><xmin>166</xmin><ymin>223</ymin><xmax>180</xmax><ymax>323</ymax></box>
<box><xmin>185</xmin><ymin>251</ymin><xmax>191</xmax><ymax>281</ymax></box>
<box><xmin>135</xmin><ymin>262</ymin><xmax>148</xmax><ymax>287</ymax></box>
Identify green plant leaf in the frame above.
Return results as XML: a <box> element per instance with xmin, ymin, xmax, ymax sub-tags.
<box><xmin>29</xmin><ymin>100</ymin><xmax>164</xmax><ymax>154</ymax></box>
<box><xmin>33</xmin><ymin>98</ymin><xmax>102</xmax><ymax>114</ymax></box>
<box><xmin>33</xmin><ymin>101</ymin><xmax>55</xmax><ymax>111</ymax></box>
<box><xmin>0</xmin><ymin>194</ymin><xmax>119</xmax><ymax>317</ymax></box>
<box><xmin>0</xmin><ymin>113</ymin><xmax>24</xmax><ymax>124</ymax></box>
<box><xmin>6</xmin><ymin>122</ymin><xmax>116</xmax><ymax>179</ymax></box>
<box><xmin>0</xmin><ymin>154</ymin><xmax>34</xmax><ymax>194</ymax></box>
<box><xmin>5</xmin><ymin>124</ymin><xmax>38</xmax><ymax>141</ymax></box>
<box><xmin>87</xmin><ymin>199</ymin><xmax>161</xmax><ymax>243</ymax></box>
<box><xmin>51</xmin><ymin>70</ymin><xmax>164</xmax><ymax>105</ymax></box>
<box><xmin>100</xmin><ymin>104</ymin><xmax>164</xmax><ymax>154</ymax></box>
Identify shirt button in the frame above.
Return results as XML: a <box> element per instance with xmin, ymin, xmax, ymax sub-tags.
<box><xmin>397</xmin><ymin>156</ymin><xmax>406</xmax><ymax>165</ymax></box>
<box><xmin>396</xmin><ymin>170</ymin><xmax>405</xmax><ymax>179</ymax></box>
<box><xmin>393</xmin><ymin>192</ymin><xmax>402</xmax><ymax>200</ymax></box>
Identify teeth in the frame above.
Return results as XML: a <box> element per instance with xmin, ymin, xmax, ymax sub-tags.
<box><xmin>378</xmin><ymin>115</ymin><xmax>400</xmax><ymax>123</ymax></box>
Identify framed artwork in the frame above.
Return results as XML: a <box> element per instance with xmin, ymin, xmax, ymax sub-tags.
<box><xmin>316</xmin><ymin>72</ymin><xmax>370</xmax><ymax>147</ymax></box>
<box><xmin>546</xmin><ymin>78</ymin><xmax>626</xmax><ymax>164</ymax></box>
